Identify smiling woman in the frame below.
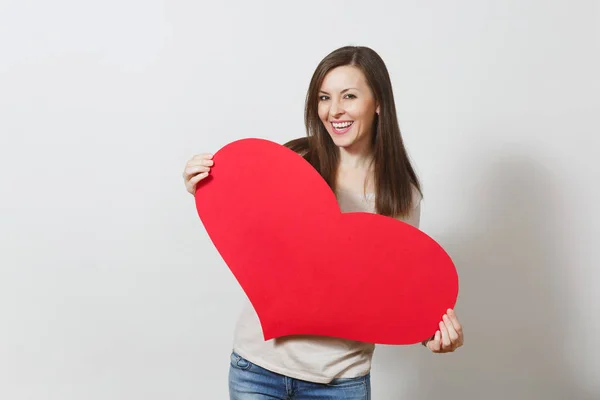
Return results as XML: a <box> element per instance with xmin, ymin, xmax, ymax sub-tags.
<box><xmin>289</xmin><ymin>46</ymin><xmax>422</xmax><ymax>219</ymax></box>
<box><xmin>318</xmin><ymin>66</ymin><xmax>380</xmax><ymax>149</ymax></box>
<box><xmin>183</xmin><ymin>45</ymin><xmax>464</xmax><ymax>400</ymax></box>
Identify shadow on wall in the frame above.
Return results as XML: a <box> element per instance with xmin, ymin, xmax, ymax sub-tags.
<box><xmin>373</xmin><ymin>152</ymin><xmax>596</xmax><ymax>400</ymax></box>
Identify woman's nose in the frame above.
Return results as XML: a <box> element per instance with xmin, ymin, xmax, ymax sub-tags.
<box><xmin>329</xmin><ymin>99</ymin><xmax>343</xmax><ymax>117</ymax></box>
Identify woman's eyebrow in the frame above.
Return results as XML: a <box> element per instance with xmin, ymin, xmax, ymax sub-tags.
<box><xmin>319</xmin><ymin>88</ymin><xmax>360</xmax><ymax>95</ymax></box>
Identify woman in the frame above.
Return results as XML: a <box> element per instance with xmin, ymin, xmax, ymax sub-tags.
<box><xmin>183</xmin><ymin>46</ymin><xmax>464</xmax><ymax>399</ymax></box>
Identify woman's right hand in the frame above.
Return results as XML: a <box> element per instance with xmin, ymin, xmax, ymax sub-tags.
<box><xmin>182</xmin><ymin>153</ymin><xmax>214</xmax><ymax>195</ymax></box>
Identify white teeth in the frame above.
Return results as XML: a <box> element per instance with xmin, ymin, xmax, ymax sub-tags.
<box><xmin>332</xmin><ymin>122</ymin><xmax>353</xmax><ymax>129</ymax></box>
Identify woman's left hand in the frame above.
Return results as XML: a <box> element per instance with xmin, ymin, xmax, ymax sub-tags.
<box><xmin>425</xmin><ymin>309</ymin><xmax>464</xmax><ymax>353</ymax></box>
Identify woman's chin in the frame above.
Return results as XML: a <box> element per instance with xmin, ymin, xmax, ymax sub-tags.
<box><xmin>329</xmin><ymin>133</ymin><xmax>354</xmax><ymax>148</ymax></box>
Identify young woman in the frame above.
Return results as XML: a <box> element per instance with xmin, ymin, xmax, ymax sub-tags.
<box><xmin>183</xmin><ymin>46</ymin><xmax>464</xmax><ymax>399</ymax></box>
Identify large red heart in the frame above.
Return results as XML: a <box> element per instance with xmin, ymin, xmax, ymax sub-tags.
<box><xmin>195</xmin><ymin>138</ymin><xmax>458</xmax><ymax>345</ymax></box>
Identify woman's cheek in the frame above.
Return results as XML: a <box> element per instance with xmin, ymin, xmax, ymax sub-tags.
<box><xmin>318</xmin><ymin>106</ymin><xmax>329</xmax><ymax>122</ymax></box>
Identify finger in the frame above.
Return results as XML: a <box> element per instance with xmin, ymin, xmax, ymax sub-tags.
<box><xmin>423</xmin><ymin>333</ymin><xmax>434</xmax><ymax>346</ymax></box>
<box><xmin>447</xmin><ymin>309</ymin><xmax>463</xmax><ymax>337</ymax></box>
<box><xmin>428</xmin><ymin>330</ymin><xmax>441</xmax><ymax>352</ymax></box>
<box><xmin>184</xmin><ymin>166</ymin><xmax>210</xmax><ymax>177</ymax></box>
<box><xmin>439</xmin><ymin>321</ymin><xmax>451</xmax><ymax>350</ymax></box>
<box><xmin>187</xmin><ymin>172</ymin><xmax>209</xmax><ymax>194</ymax></box>
<box><xmin>190</xmin><ymin>171</ymin><xmax>209</xmax><ymax>184</ymax></box>
<box><xmin>192</xmin><ymin>153</ymin><xmax>213</xmax><ymax>161</ymax></box>
<box><xmin>443</xmin><ymin>314</ymin><xmax>459</xmax><ymax>343</ymax></box>
<box><xmin>186</xmin><ymin>159</ymin><xmax>214</xmax><ymax>169</ymax></box>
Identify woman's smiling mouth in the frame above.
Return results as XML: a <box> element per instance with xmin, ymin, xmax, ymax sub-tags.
<box><xmin>331</xmin><ymin>121</ymin><xmax>354</xmax><ymax>134</ymax></box>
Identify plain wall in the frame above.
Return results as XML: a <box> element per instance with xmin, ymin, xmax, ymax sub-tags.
<box><xmin>1</xmin><ymin>0</ymin><xmax>598</xmax><ymax>398</ymax></box>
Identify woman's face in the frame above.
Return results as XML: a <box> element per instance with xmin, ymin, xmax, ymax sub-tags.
<box><xmin>317</xmin><ymin>65</ymin><xmax>379</xmax><ymax>150</ymax></box>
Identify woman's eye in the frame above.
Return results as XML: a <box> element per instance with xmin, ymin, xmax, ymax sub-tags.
<box><xmin>319</xmin><ymin>95</ymin><xmax>329</xmax><ymax>101</ymax></box>
<box><xmin>345</xmin><ymin>94</ymin><xmax>357</xmax><ymax>99</ymax></box>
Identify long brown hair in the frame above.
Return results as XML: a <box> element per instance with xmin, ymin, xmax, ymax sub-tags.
<box><xmin>285</xmin><ymin>45</ymin><xmax>422</xmax><ymax>218</ymax></box>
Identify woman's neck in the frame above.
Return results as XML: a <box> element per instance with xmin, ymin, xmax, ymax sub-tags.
<box><xmin>336</xmin><ymin>141</ymin><xmax>375</xmax><ymax>194</ymax></box>
<box><xmin>337</xmin><ymin>139</ymin><xmax>374</xmax><ymax>170</ymax></box>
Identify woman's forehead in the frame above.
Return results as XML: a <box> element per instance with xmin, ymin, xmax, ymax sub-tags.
<box><xmin>320</xmin><ymin>66</ymin><xmax>368</xmax><ymax>89</ymax></box>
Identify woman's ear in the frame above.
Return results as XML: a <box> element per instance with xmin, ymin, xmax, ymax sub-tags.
<box><xmin>376</xmin><ymin>105</ymin><xmax>380</xmax><ymax>115</ymax></box>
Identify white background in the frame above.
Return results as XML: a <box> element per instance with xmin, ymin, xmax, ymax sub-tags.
<box><xmin>1</xmin><ymin>0</ymin><xmax>599</xmax><ymax>399</ymax></box>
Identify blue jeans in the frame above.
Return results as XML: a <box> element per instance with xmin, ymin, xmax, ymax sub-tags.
<box><xmin>229</xmin><ymin>351</ymin><xmax>371</xmax><ymax>399</ymax></box>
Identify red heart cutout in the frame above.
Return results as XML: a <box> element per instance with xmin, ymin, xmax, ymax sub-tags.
<box><xmin>195</xmin><ymin>138</ymin><xmax>458</xmax><ymax>345</ymax></box>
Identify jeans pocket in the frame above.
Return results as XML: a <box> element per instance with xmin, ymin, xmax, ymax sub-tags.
<box><xmin>326</xmin><ymin>373</ymin><xmax>368</xmax><ymax>389</ymax></box>
<box><xmin>230</xmin><ymin>351</ymin><xmax>253</xmax><ymax>371</ymax></box>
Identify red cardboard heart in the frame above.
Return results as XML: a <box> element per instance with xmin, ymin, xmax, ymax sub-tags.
<box><xmin>195</xmin><ymin>138</ymin><xmax>458</xmax><ymax>345</ymax></box>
